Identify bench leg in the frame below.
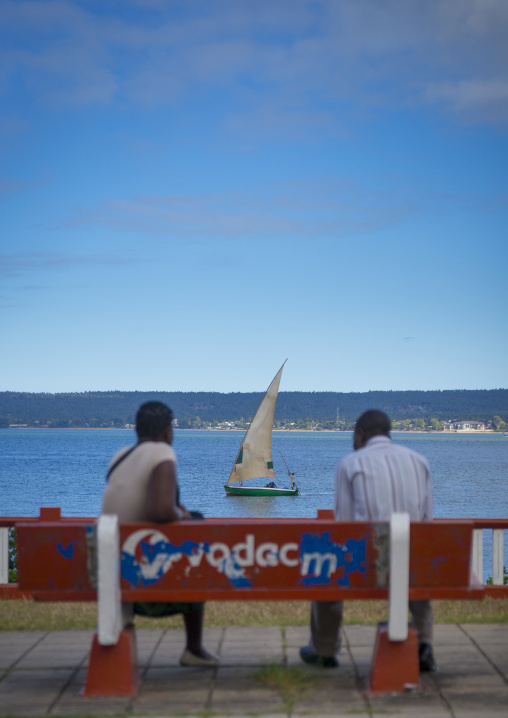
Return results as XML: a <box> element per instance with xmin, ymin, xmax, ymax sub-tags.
<box><xmin>368</xmin><ymin>622</ymin><xmax>420</xmax><ymax>693</ymax></box>
<box><xmin>82</xmin><ymin>626</ymin><xmax>140</xmax><ymax>697</ymax></box>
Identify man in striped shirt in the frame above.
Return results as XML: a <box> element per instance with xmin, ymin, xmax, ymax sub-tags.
<box><xmin>300</xmin><ymin>409</ymin><xmax>437</xmax><ymax>672</ymax></box>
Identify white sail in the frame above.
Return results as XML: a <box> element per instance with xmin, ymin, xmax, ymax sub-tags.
<box><xmin>226</xmin><ymin>362</ymin><xmax>285</xmax><ymax>485</ymax></box>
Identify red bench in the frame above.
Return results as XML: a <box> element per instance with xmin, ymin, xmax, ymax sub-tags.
<box><xmin>12</xmin><ymin>507</ymin><xmax>484</xmax><ymax>696</ymax></box>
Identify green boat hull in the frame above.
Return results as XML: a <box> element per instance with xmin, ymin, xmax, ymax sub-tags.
<box><xmin>224</xmin><ymin>485</ymin><xmax>299</xmax><ymax>497</ymax></box>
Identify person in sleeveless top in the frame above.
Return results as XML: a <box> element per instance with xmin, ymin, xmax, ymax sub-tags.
<box><xmin>102</xmin><ymin>401</ymin><xmax>218</xmax><ymax>667</ymax></box>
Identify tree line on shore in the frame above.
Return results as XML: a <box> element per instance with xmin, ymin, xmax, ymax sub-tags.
<box><xmin>178</xmin><ymin>416</ymin><xmax>508</xmax><ymax>432</ymax></box>
<box><xmin>0</xmin><ymin>388</ymin><xmax>506</xmax><ymax>431</ymax></box>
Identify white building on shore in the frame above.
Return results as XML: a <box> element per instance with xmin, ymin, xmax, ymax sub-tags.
<box><xmin>443</xmin><ymin>421</ymin><xmax>487</xmax><ymax>431</ymax></box>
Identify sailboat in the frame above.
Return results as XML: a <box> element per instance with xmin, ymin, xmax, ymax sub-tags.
<box><xmin>224</xmin><ymin>361</ymin><xmax>299</xmax><ymax>497</ymax></box>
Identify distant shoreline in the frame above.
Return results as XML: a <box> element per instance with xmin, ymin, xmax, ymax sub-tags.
<box><xmin>4</xmin><ymin>426</ymin><xmax>499</xmax><ymax>434</ymax></box>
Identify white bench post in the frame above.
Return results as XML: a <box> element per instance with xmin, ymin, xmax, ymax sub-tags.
<box><xmin>472</xmin><ymin>529</ymin><xmax>483</xmax><ymax>582</ymax></box>
<box><xmin>493</xmin><ymin>529</ymin><xmax>504</xmax><ymax>585</ymax></box>
<box><xmin>97</xmin><ymin>514</ymin><xmax>123</xmax><ymax>646</ymax></box>
<box><xmin>0</xmin><ymin>528</ymin><xmax>9</xmax><ymax>584</ymax></box>
<box><xmin>388</xmin><ymin>512</ymin><xmax>410</xmax><ymax>641</ymax></box>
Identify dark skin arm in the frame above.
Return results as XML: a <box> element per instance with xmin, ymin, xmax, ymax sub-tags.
<box><xmin>145</xmin><ymin>460</ymin><xmax>192</xmax><ymax>523</ymax></box>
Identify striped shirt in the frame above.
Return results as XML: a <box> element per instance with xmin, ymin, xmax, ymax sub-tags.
<box><xmin>334</xmin><ymin>436</ymin><xmax>433</xmax><ymax>521</ymax></box>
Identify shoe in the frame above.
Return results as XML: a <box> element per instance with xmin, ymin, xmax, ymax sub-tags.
<box><xmin>179</xmin><ymin>648</ymin><xmax>219</xmax><ymax>667</ymax></box>
<box><xmin>299</xmin><ymin>645</ymin><xmax>338</xmax><ymax>668</ymax></box>
<box><xmin>419</xmin><ymin>643</ymin><xmax>437</xmax><ymax>673</ymax></box>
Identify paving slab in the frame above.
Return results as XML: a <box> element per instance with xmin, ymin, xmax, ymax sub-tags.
<box><xmin>52</xmin><ymin>667</ymin><xmax>132</xmax><ymax>714</ymax></box>
<box><xmin>431</xmin><ymin>624</ymin><xmax>475</xmax><ymax>646</ymax></box>
<box><xmin>220</xmin><ymin>648</ymin><xmax>284</xmax><ymax>665</ymax></box>
<box><xmin>221</xmin><ymin>626</ymin><xmax>283</xmax><ymax>666</ymax></box>
<box><xmin>0</xmin><ymin>630</ymin><xmax>47</xmax><ymax>669</ymax></box>
<box><xmin>369</xmin><ymin>686</ymin><xmax>449</xmax><ymax>716</ymax></box>
<box><xmin>211</xmin><ymin>665</ymin><xmax>285</xmax><ymax>713</ymax></box>
<box><xmin>461</xmin><ymin>624</ymin><xmax>508</xmax><ymax>645</ymax></box>
<box><xmin>14</xmin><ymin>631</ymin><xmax>93</xmax><ymax>670</ymax></box>
<box><xmin>0</xmin><ymin>668</ymin><xmax>75</xmax><ymax>715</ymax></box>
<box><xmin>292</xmin><ymin>667</ymin><xmax>368</xmax><ymax>715</ymax></box>
<box><xmin>285</xmin><ymin>625</ymin><xmax>308</xmax><ymax>645</ymax></box>
<box><xmin>445</xmin><ymin>688</ymin><xmax>508</xmax><ymax>716</ymax></box>
<box><xmin>343</xmin><ymin>624</ymin><xmax>378</xmax><ymax>647</ymax></box>
<box><xmin>133</xmin><ymin>627</ymin><xmax>165</xmax><ymax>666</ymax></box>
<box><xmin>431</xmin><ymin>649</ymin><xmax>504</xmax><ymax>687</ymax></box>
<box><xmin>345</xmin><ymin>644</ymin><xmax>374</xmax><ymax>680</ymax></box>
<box><xmin>134</xmin><ymin>665</ymin><xmax>214</xmax><ymax>713</ymax></box>
<box><xmin>470</xmin><ymin>645</ymin><xmax>508</xmax><ymax>683</ymax></box>
<box><xmin>148</xmin><ymin>638</ymin><xmax>187</xmax><ymax>667</ymax></box>
<box><xmin>0</xmin><ymin>624</ymin><xmax>506</xmax><ymax>716</ymax></box>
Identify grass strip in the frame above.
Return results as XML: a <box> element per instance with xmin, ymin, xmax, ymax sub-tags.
<box><xmin>1</xmin><ymin>598</ymin><xmax>507</xmax><ymax>632</ymax></box>
<box><xmin>254</xmin><ymin>662</ymin><xmax>320</xmax><ymax>710</ymax></box>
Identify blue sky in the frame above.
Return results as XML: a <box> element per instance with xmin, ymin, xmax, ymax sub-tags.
<box><xmin>1</xmin><ymin>0</ymin><xmax>507</xmax><ymax>393</ymax></box>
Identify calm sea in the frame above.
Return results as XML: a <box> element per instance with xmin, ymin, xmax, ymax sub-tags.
<box><xmin>1</xmin><ymin>429</ymin><xmax>507</xmax><ymax>580</ymax></box>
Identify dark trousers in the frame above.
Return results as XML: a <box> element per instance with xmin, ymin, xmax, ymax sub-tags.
<box><xmin>309</xmin><ymin>600</ymin><xmax>433</xmax><ymax>657</ymax></box>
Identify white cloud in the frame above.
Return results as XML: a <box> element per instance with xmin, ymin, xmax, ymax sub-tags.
<box><xmin>0</xmin><ymin>177</ymin><xmax>32</xmax><ymax>196</ymax></box>
<box><xmin>60</xmin><ymin>172</ymin><xmax>505</xmax><ymax>241</ymax></box>
<box><xmin>0</xmin><ymin>0</ymin><xmax>507</xmax><ymax>127</ymax></box>
<box><xmin>425</xmin><ymin>79</ymin><xmax>508</xmax><ymax>124</ymax></box>
<box><xmin>62</xmin><ymin>179</ymin><xmax>418</xmax><ymax>239</ymax></box>
<box><xmin>0</xmin><ymin>251</ymin><xmax>134</xmax><ymax>279</ymax></box>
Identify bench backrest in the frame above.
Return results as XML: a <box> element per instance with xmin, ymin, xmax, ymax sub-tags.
<box><xmin>16</xmin><ymin>517</ymin><xmax>477</xmax><ymax>602</ymax></box>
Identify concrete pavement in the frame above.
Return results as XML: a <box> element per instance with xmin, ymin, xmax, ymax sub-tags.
<box><xmin>0</xmin><ymin>624</ymin><xmax>507</xmax><ymax>717</ymax></box>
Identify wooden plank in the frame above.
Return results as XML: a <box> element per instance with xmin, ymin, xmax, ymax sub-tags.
<box><xmin>16</xmin><ymin>522</ymin><xmax>94</xmax><ymax>592</ymax></box>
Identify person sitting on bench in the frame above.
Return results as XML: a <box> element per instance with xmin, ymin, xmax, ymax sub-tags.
<box><xmin>300</xmin><ymin>409</ymin><xmax>436</xmax><ymax>673</ymax></box>
<box><xmin>102</xmin><ymin>400</ymin><xmax>219</xmax><ymax>667</ymax></box>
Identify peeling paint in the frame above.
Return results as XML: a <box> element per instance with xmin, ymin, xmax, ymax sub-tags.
<box><xmin>298</xmin><ymin>532</ymin><xmax>367</xmax><ymax>587</ymax></box>
<box><xmin>121</xmin><ymin>529</ymin><xmax>369</xmax><ymax>590</ymax></box>
<box><xmin>432</xmin><ymin>556</ymin><xmax>447</xmax><ymax>570</ymax></box>
<box><xmin>374</xmin><ymin>524</ymin><xmax>389</xmax><ymax>588</ymax></box>
<box><xmin>86</xmin><ymin>526</ymin><xmax>98</xmax><ymax>588</ymax></box>
<box><xmin>121</xmin><ymin>529</ymin><xmax>209</xmax><ymax>587</ymax></box>
<box><xmin>57</xmin><ymin>542</ymin><xmax>74</xmax><ymax>559</ymax></box>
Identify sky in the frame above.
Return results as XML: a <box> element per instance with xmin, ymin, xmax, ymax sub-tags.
<box><xmin>1</xmin><ymin>0</ymin><xmax>507</xmax><ymax>394</ymax></box>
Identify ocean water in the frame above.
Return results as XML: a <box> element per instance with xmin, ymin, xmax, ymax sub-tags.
<box><xmin>1</xmin><ymin>429</ymin><xmax>507</xmax><ymax>580</ymax></box>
